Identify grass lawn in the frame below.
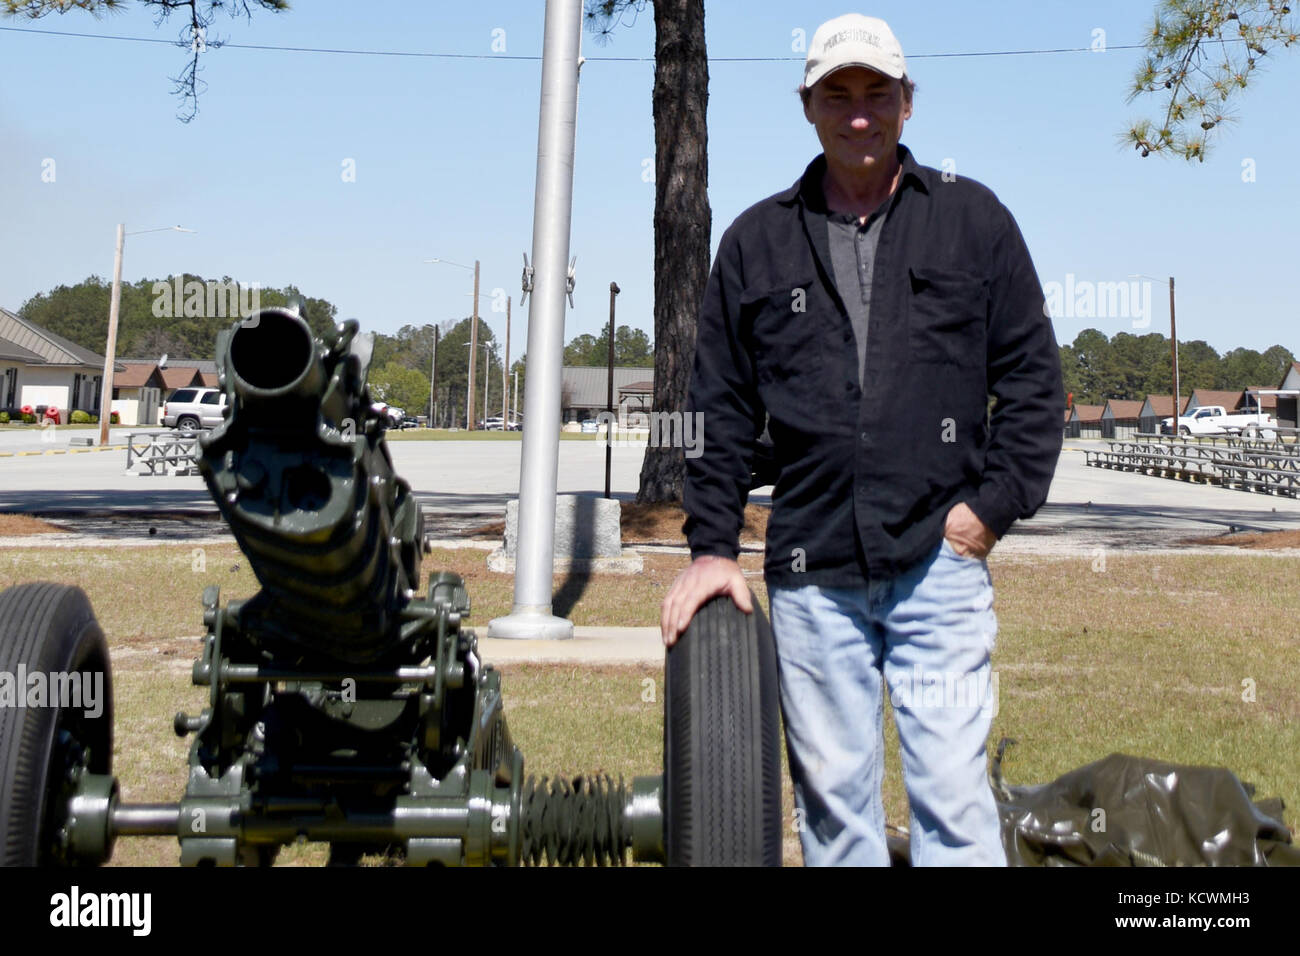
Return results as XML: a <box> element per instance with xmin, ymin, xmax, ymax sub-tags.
<box><xmin>0</xmin><ymin>542</ymin><xmax>1296</xmax><ymax>865</ymax></box>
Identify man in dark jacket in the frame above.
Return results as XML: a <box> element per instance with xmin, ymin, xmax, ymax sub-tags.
<box><xmin>660</xmin><ymin>14</ymin><xmax>1063</xmax><ymax>865</ymax></box>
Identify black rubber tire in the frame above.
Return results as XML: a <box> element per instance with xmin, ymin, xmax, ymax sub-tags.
<box><xmin>664</xmin><ymin>592</ymin><xmax>782</xmax><ymax>866</ymax></box>
<box><xmin>177</xmin><ymin>415</ymin><xmax>199</xmax><ymax>431</ymax></box>
<box><xmin>0</xmin><ymin>583</ymin><xmax>113</xmax><ymax>866</ymax></box>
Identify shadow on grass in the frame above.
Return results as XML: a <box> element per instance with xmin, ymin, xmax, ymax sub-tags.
<box><xmin>551</xmin><ymin>570</ymin><xmax>592</xmax><ymax>619</ymax></box>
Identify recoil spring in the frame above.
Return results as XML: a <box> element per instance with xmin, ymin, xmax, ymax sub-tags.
<box><xmin>520</xmin><ymin>774</ymin><xmax>633</xmax><ymax>866</ymax></box>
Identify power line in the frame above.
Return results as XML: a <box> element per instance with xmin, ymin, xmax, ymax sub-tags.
<box><xmin>0</xmin><ymin>24</ymin><xmax>1149</xmax><ymax>61</ymax></box>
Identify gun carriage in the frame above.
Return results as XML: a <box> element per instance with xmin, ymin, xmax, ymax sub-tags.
<box><xmin>0</xmin><ymin>308</ymin><xmax>781</xmax><ymax>867</ymax></box>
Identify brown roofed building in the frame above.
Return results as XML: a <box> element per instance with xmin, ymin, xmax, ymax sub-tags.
<box><xmin>1101</xmin><ymin>399</ymin><xmax>1144</xmax><ymax>439</ymax></box>
<box><xmin>1243</xmin><ymin>387</ymin><xmax>1278</xmax><ymax>413</ymax></box>
<box><xmin>1065</xmin><ymin>403</ymin><xmax>1104</xmax><ymax>438</ymax></box>
<box><xmin>1187</xmin><ymin>388</ymin><xmax>1246</xmax><ymax>412</ymax></box>
<box><xmin>1139</xmin><ymin>394</ymin><xmax>1191</xmax><ymax>434</ymax></box>
<box><xmin>161</xmin><ymin>365</ymin><xmax>205</xmax><ymax>392</ymax></box>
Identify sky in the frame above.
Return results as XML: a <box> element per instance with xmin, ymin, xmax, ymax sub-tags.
<box><xmin>1</xmin><ymin>0</ymin><xmax>1297</xmax><ymax>362</ymax></box>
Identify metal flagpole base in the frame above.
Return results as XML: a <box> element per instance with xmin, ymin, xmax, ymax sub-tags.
<box><xmin>487</xmin><ymin>607</ymin><xmax>574</xmax><ymax>640</ymax></box>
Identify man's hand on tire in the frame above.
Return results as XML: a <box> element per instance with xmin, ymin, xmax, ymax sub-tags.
<box><xmin>660</xmin><ymin>554</ymin><xmax>753</xmax><ymax>647</ymax></box>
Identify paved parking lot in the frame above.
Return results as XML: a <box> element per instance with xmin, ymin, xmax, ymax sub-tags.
<box><xmin>2</xmin><ymin>436</ymin><xmax>1300</xmax><ymax>551</ymax></box>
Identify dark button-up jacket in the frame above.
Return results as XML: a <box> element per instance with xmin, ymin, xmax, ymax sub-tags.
<box><xmin>683</xmin><ymin>146</ymin><xmax>1064</xmax><ymax>587</ymax></box>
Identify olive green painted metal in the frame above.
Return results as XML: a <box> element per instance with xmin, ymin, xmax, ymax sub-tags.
<box><xmin>56</xmin><ymin>308</ymin><xmax>664</xmax><ymax>866</ymax></box>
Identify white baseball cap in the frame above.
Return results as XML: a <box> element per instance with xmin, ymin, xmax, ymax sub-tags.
<box><xmin>804</xmin><ymin>14</ymin><xmax>907</xmax><ymax>88</ymax></box>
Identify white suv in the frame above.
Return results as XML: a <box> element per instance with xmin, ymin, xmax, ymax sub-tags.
<box><xmin>163</xmin><ymin>387</ymin><xmax>227</xmax><ymax>430</ymax></box>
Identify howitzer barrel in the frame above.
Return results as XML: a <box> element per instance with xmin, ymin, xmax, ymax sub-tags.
<box><xmin>198</xmin><ymin>307</ymin><xmax>424</xmax><ymax>664</ymax></box>
<box><xmin>227</xmin><ymin>307</ymin><xmax>327</xmax><ymax>404</ymax></box>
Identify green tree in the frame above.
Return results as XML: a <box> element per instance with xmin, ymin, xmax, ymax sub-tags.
<box><xmin>561</xmin><ymin>325</ymin><xmax>654</xmax><ymax>367</ymax></box>
<box><xmin>1069</xmin><ymin>329</ymin><xmax>1119</xmax><ymax>404</ymax></box>
<box><xmin>2</xmin><ymin>1</ymin><xmax>290</xmax><ymax>122</ymax></box>
<box><xmin>1260</xmin><ymin>344</ymin><xmax>1297</xmax><ymax>384</ymax></box>
<box><xmin>564</xmin><ymin>333</ymin><xmax>602</xmax><ymax>366</ymax></box>
<box><xmin>17</xmin><ymin>275</ymin><xmax>338</xmax><ymax>362</ymax></box>
<box><xmin>432</xmin><ymin>317</ymin><xmax>502</xmax><ymax>428</ymax></box>
<box><xmin>1178</xmin><ymin>339</ymin><xmax>1221</xmax><ymax>391</ymax></box>
<box><xmin>1126</xmin><ymin>0</ymin><xmax>1298</xmax><ymax>160</ymax></box>
<box><xmin>369</xmin><ymin>362</ymin><xmax>430</xmax><ymax>415</ymax></box>
<box><xmin>614</xmin><ymin>325</ymin><xmax>653</xmax><ymax>365</ymax></box>
<box><xmin>587</xmin><ymin>0</ymin><xmax>710</xmax><ymax>502</ymax></box>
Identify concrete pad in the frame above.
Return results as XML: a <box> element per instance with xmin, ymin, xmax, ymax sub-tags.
<box><xmin>474</xmin><ymin>625</ymin><xmax>663</xmax><ymax>665</ymax></box>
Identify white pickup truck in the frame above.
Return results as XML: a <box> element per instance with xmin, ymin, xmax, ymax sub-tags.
<box><xmin>1162</xmin><ymin>404</ymin><xmax>1277</xmax><ymax>437</ymax></box>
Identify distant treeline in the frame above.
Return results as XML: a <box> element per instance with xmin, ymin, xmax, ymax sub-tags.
<box><xmin>16</xmin><ymin>275</ymin><xmax>651</xmax><ymax>426</ymax></box>
<box><xmin>1060</xmin><ymin>329</ymin><xmax>1293</xmax><ymax>405</ymax></box>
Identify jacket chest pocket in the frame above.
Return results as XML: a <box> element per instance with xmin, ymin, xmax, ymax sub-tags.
<box><xmin>743</xmin><ymin>280</ymin><xmax>826</xmax><ymax>401</ymax></box>
<box><xmin>907</xmin><ymin>266</ymin><xmax>988</xmax><ymax>367</ymax></box>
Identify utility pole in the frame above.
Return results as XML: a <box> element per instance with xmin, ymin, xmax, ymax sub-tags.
<box><xmin>98</xmin><ymin>223</ymin><xmax>125</xmax><ymax>447</ymax></box>
<box><xmin>428</xmin><ymin>324</ymin><xmax>439</xmax><ymax>429</ymax></box>
<box><xmin>468</xmin><ymin>260</ymin><xmax>480</xmax><ymax>429</ymax></box>
<box><xmin>483</xmin><ymin>343</ymin><xmax>491</xmax><ymax>430</ymax></box>
<box><xmin>503</xmin><ymin>296</ymin><xmax>511</xmax><ymax>429</ymax></box>
<box><xmin>1169</xmin><ymin>276</ymin><xmax>1180</xmax><ymax>435</ymax></box>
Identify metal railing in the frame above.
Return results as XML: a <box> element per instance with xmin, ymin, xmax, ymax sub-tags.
<box><xmin>125</xmin><ymin>429</ymin><xmax>201</xmax><ymax>477</ymax></box>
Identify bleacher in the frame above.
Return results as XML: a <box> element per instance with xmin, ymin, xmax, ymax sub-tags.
<box><xmin>1084</xmin><ymin>431</ymin><xmax>1300</xmax><ymax>497</ymax></box>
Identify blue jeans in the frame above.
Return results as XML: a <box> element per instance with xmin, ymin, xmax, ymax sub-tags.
<box><xmin>769</xmin><ymin>537</ymin><xmax>1005</xmax><ymax>866</ymax></box>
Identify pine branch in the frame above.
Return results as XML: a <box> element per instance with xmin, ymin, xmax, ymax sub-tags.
<box><xmin>1125</xmin><ymin>0</ymin><xmax>1297</xmax><ymax>161</ymax></box>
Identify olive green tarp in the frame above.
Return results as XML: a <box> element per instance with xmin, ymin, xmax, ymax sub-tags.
<box><xmin>887</xmin><ymin>738</ymin><xmax>1299</xmax><ymax>866</ymax></box>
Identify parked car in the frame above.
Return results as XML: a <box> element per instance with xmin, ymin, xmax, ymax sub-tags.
<box><xmin>398</xmin><ymin>415</ymin><xmax>421</xmax><ymax>429</ymax></box>
<box><xmin>580</xmin><ymin>419</ymin><xmax>598</xmax><ymax>434</ymax></box>
<box><xmin>1161</xmin><ymin>404</ymin><xmax>1278</xmax><ymax>437</ymax></box>
<box><xmin>164</xmin><ymin>387</ymin><xmax>227</xmax><ymax>430</ymax></box>
<box><xmin>481</xmin><ymin>417</ymin><xmax>505</xmax><ymax>431</ymax></box>
<box><xmin>370</xmin><ymin>402</ymin><xmax>405</xmax><ymax>429</ymax></box>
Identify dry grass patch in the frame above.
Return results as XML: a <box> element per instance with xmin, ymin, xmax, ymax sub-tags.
<box><xmin>468</xmin><ymin>500</ymin><xmax>770</xmax><ymax>546</ymax></box>
<box><xmin>1184</xmin><ymin>528</ymin><xmax>1300</xmax><ymax>550</ymax></box>
<box><xmin>0</xmin><ymin>513</ymin><xmax>68</xmax><ymax>535</ymax></box>
<box><xmin>2</xmin><ymin>543</ymin><xmax>1296</xmax><ymax>865</ymax></box>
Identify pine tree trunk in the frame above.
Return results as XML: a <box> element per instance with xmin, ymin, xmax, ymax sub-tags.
<box><xmin>637</xmin><ymin>0</ymin><xmax>710</xmax><ymax>504</ymax></box>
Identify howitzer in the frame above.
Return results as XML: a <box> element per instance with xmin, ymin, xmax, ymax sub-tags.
<box><xmin>0</xmin><ymin>308</ymin><xmax>782</xmax><ymax>866</ymax></box>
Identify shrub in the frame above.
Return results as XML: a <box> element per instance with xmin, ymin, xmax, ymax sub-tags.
<box><xmin>90</xmin><ymin>415</ymin><xmax>99</xmax><ymax>424</ymax></box>
<box><xmin>70</xmin><ymin>410</ymin><xmax>92</xmax><ymax>424</ymax></box>
<box><xmin>21</xmin><ymin>413</ymin><xmax>36</xmax><ymax>424</ymax></box>
<box><xmin>0</xmin><ymin>411</ymin><xmax>8</xmax><ymax>424</ymax></box>
<box><xmin>110</xmin><ymin>411</ymin><xmax>120</xmax><ymax>424</ymax></box>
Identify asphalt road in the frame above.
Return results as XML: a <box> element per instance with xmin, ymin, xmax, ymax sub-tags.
<box><xmin>2</xmin><ymin>436</ymin><xmax>1300</xmax><ymax>550</ymax></box>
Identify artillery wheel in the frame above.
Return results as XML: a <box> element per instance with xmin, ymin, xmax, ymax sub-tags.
<box><xmin>0</xmin><ymin>583</ymin><xmax>114</xmax><ymax>865</ymax></box>
<box><xmin>664</xmin><ymin>592</ymin><xmax>782</xmax><ymax>866</ymax></box>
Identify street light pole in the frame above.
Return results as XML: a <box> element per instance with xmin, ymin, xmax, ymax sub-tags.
<box><xmin>503</xmin><ymin>295</ymin><xmax>511</xmax><ymax>430</ymax></box>
<box><xmin>465</xmin><ymin>341</ymin><xmax>489</xmax><ymax>428</ymax></box>
<box><xmin>1130</xmin><ymin>273</ymin><xmax>1179</xmax><ymax>435</ymax></box>
<box><xmin>469</xmin><ymin>259</ymin><xmax>480</xmax><ymax>429</ymax></box>
<box><xmin>424</xmin><ymin>256</ymin><xmax>482</xmax><ymax>429</ymax></box>
<box><xmin>483</xmin><ymin>342</ymin><xmax>491</xmax><ymax>429</ymax></box>
<box><xmin>428</xmin><ymin>324</ymin><xmax>439</xmax><ymax>428</ymax></box>
<box><xmin>99</xmin><ymin>223</ymin><xmax>194</xmax><ymax>446</ymax></box>
<box><xmin>98</xmin><ymin>223</ymin><xmax>125</xmax><ymax>447</ymax></box>
<box><xmin>1169</xmin><ymin>276</ymin><xmax>1180</xmax><ymax>433</ymax></box>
